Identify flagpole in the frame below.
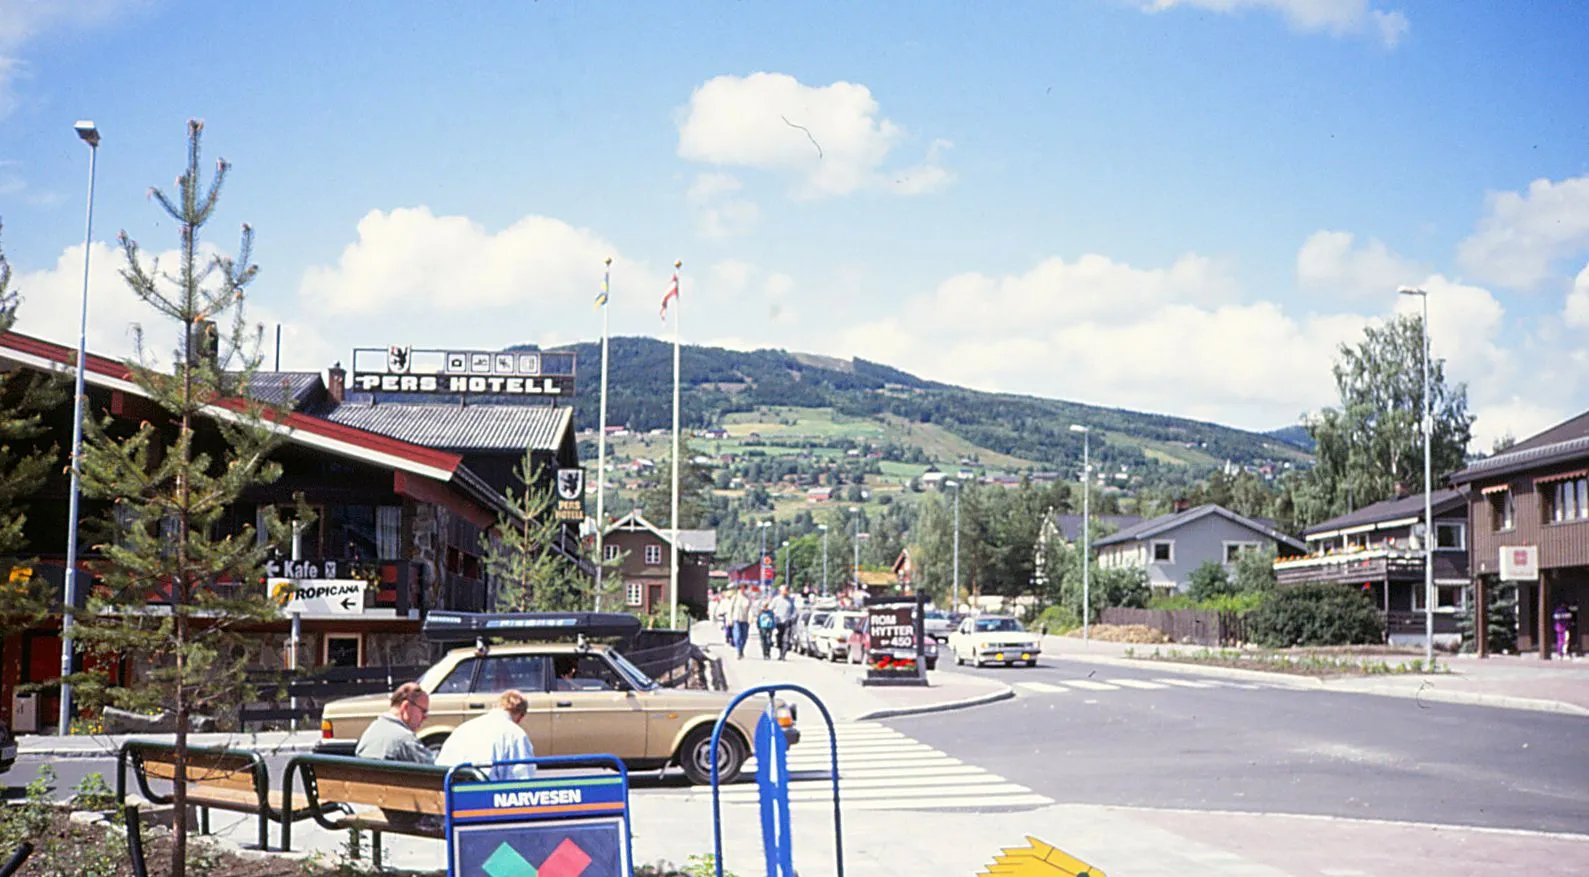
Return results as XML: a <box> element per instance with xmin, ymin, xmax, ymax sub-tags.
<box><xmin>594</xmin><ymin>258</ymin><xmax>612</xmax><ymax>611</ymax></box>
<box><xmin>669</xmin><ymin>259</ymin><xmax>682</xmax><ymax>630</ymax></box>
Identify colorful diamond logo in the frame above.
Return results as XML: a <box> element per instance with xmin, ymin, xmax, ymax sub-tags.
<box><xmin>482</xmin><ymin>842</ymin><xmax>538</xmax><ymax>877</ymax></box>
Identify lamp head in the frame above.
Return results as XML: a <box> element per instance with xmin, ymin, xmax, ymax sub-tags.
<box><xmin>1397</xmin><ymin>286</ymin><xmax>1425</xmax><ymax>297</ymax></box>
<box><xmin>74</xmin><ymin>120</ymin><xmax>100</xmax><ymax>147</ymax></box>
<box><xmin>1069</xmin><ymin>424</ymin><xmax>1088</xmax><ymax>433</ymax></box>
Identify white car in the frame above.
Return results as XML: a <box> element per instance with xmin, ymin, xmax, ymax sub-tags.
<box><xmin>811</xmin><ymin>610</ymin><xmax>865</xmax><ymax>662</ymax></box>
<box><xmin>948</xmin><ymin>615</ymin><xmax>1042</xmax><ymax>667</ymax></box>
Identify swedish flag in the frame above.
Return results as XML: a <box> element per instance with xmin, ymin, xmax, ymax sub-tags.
<box><xmin>594</xmin><ymin>272</ymin><xmax>609</xmax><ymax>309</ymax></box>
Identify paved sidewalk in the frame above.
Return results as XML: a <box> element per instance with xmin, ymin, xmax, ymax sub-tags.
<box><xmin>1040</xmin><ymin>633</ymin><xmax>1589</xmax><ymax>716</ymax></box>
<box><xmin>18</xmin><ymin>728</ymin><xmax>322</xmax><ymax>758</ymax></box>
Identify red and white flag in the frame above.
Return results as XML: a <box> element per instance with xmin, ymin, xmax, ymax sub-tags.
<box><xmin>659</xmin><ymin>273</ymin><xmax>679</xmax><ymax>321</ymax></box>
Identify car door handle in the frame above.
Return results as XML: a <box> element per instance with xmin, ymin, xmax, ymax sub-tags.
<box><xmin>467</xmin><ymin>702</ymin><xmax>486</xmax><ymax>709</ymax></box>
<box><xmin>555</xmin><ymin>701</ymin><xmax>573</xmax><ymax>708</ymax></box>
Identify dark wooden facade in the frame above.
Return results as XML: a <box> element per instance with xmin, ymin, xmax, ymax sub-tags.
<box><xmin>601</xmin><ymin>513</ymin><xmax>714</xmax><ymax>617</ymax></box>
<box><xmin>1451</xmin><ymin>413</ymin><xmax>1589</xmax><ymax>658</ymax></box>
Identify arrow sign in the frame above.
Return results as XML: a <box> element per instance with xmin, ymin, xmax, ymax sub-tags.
<box><xmin>268</xmin><ymin>578</ymin><xmax>368</xmax><ymax>616</ymax></box>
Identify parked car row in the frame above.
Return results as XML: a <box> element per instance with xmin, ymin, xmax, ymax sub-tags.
<box><xmin>790</xmin><ymin>605</ymin><xmax>939</xmax><ymax>670</ymax></box>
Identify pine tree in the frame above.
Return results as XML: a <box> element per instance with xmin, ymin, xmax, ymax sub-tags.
<box><xmin>482</xmin><ymin>449</ymin><xmax>619</xmax><ymax>611</ymax></box>
<box><xmin>0</xmin><ymin>223</ymin><xmax>63</xmax><ymax>640</ymax></box>
<box><xmin>71</xmin><ymin>121</ymin><xmax>293</xmax><ymax>876</ymax></box>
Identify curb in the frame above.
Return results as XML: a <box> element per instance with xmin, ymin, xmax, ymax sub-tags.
<box><xmin>1043</xmin><ymin>650</ymin><xmax>1589</xmax><ymax>718</ymax></box>
<box><xmin>854</xmin><ymin>680</ymin><xmax>1017</xmax><ymax>721</ymax></box>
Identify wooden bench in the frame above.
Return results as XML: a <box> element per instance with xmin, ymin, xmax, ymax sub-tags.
<box><xmin>281</xmin><ymin>754</ymin><xmax>483</xmax><ymax>869</ymax></box>
<box><xmin>116</xmin><ymin>740</ymin><xmax>335</xmax><ymax>856</ymax></box>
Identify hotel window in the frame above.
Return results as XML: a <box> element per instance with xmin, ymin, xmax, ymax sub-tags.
<box><xmin>1488</xmin><ymin>490</ymin><xmax>1514</xmax><ymax>531</ymax></box>
<box><xmin>376</xmin><ymin>506</ymin><xmax>402</xmax><ymax>558</ymax></box>
<box><xmin>644</xmin><ymin>544</ymin><xmax>662</xmax><ymax>565</ymax></box>
<box><xmin>626</xmin><ymin>582</ymin><xmax>644</xmax><ymax>607</ymax></box>
<box><xmin>1434</xmin><ymin>522</ymin><xmax>1465</xmax><ymax>550</ymax></box>
<box><xmin>323</xmin><ymin>634</ymin><xmax>362</xmax><ymax>668</ymax></box>
<box><xmin>1150</xmin><ymin>541</ymin><xmax>1173</xmax><ymax>563</ymax></box>
<box><xmin>604</xmin><ymin>543</ymin><xmax>621</xmax><ymax>561</ymax></box>
<box><xmin>1548</xmin><ymin>476</ymin><xmax>1589</xmax><ymax>523</ymax></box>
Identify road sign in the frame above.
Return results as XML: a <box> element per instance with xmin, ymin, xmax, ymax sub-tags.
<box><xmin>980</xmin><ymin>835</ymin><xmax>1106</xmax><ymax>876</ymax></box>
<box><xmin>448</xmin><ymin>767</ymin><xmax>631</xmax><ymax>877</ymax></box>
<box><xmin>268</xmin><ymin>578</ymin><xmax>368</xmax><ymax>615</ymax></box>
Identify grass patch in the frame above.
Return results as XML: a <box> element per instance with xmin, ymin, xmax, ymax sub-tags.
<box><xmin>1127</xmin><ymin>646</ymin><xmax>1449</xmax><ymax>676</ymax></box>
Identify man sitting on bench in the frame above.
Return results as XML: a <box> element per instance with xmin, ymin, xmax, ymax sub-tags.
<box><xmin>436</xmin><ymin>690</ymin><xmax>537</xmax><ymax>781</ymax></box>
<box><xmin>355</xmin><ymin>682</ymin><xmax>436</xmax><ymax>829</ymax></box>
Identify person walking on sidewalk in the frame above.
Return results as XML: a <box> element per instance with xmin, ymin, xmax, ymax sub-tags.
<box><xmin>755</xmin><ymin>592</ymin><xmax>778</xmax><ymax>660</ymax></box>
<box><xmin>723</xmin><ymin>584</ymin><xmax>752</xmax><ymax>660</ymax></box>
<box><xmin>770</xmin><ymin>584</ymin><xmax>797</xmax><ymax>660</ymax></box>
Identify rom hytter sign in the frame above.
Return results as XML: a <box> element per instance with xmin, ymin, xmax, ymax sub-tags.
<box><xmin>351</xmin><ymin>346</ymin><xmax>576</xmax><ymax>397</ymax></box>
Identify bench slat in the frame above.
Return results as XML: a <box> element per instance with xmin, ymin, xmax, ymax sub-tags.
<box><xmin>310</xmin><ymin>775</ymin><xmax>447</xmax><ymax>815</ymax></box>
<box><xmin>138</xmin><ymin>759</ymin><xmax>259</xmax><ymax>793</ymax></box>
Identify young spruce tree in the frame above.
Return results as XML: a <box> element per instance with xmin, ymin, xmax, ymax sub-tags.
<box><xmin>72</xmin><ymin>121</ymin><xmax>292</xmax><ymax>876</ymax></box>
<box><xmin>482</xmin><ymin>450</ymin><xmax>620</xmax><ymax>612</ymax></box>
<box><xmin>0</xmin><ymin>224</ymin><xmax>63</xmax><ymax>641</ymax></box>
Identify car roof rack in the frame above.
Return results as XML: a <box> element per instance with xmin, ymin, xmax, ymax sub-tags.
<box><xmin>422</xmin><ymin>611</ymin><xmax>643</xmax><ymax>643</ymax></box>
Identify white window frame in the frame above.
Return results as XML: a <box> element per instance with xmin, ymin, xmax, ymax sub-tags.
<box><xmin>1434</xmin><ymin>521</ymin><xmax>1466</xmax><ymax>551</ymax></box>
<box><xmin>625</xmin><ymin>582</ymin><xmax>644</xmax><ymax>607</ymax></box>
<box><xmin>376</xmin><ymin>506</ymin><xmax>402</xmax><ymax>558</ymax></box>
<box><xmin>1150</xmin><ymin>540</ymin><xmax>1174</xmax><ymax>563</ymax></box>
<box><xmin>1490</xmin><ymin>490</ymin><xmax>1515</xmax><ymax>531</ymax></box>
<box><xmin>1222</xmin><ymin>541</ymin><xmax>1260</xmax><ymax>563</ymax></box>
<box><xmin>603</xmin><ymin>543</ymin><xmax>620</xmax><ymax>561</ymax></box>
<box><xmin>1551</xmin><ymin>477</ymin><xmax>1589</xmax><ymax>523</ymax></box>
<box><xmin>644</xmin><ymin>544</ymin><xmax>662</xmax><ymax>566</ymax></box>
<box><xmin>322</xmin><ymin>633</ymin><xmax>363</xmax><ymax>667</ymax></box>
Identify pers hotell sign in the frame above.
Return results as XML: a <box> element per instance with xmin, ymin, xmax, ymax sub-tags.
<box><xmin>351</xmin><ymin>346</ymin><xmax>576</xmax><ymax>398</ymax></box>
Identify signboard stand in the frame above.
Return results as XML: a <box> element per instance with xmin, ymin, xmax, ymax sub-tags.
<box><xmin>710</xmin><ymin>684</ymin><xmax>845</xmax><ymax>877</ymax></box>
<box><xmin>859</xmin><ymin>593</ymin><xmax>928</xmax><ymax>687</ymax></box>
<box><xmin>445</xmin><ymin>755</ymin><xmax>633</xmax><ymax>877</ymax></box>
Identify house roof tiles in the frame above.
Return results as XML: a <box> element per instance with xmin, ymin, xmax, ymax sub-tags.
<box><xmin>1301</xmin><ymin>489</ymin><xmax>1466</xmax><ymax>537</ymax></box>
<box><xmin>318</xmin><ymin>403</ymin><xmax>573</xmax><ymax>452</ymax></box>
<box><xmin>1092</xmin><ymin>503</ymin><xmax>1307</xmax><ymax>553</ymax></box>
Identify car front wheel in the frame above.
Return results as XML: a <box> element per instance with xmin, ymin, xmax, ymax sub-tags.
<box><xmin>679</xmin><ymin>726</ymin><xmax>745</xmax><ymax>785</ymax></box>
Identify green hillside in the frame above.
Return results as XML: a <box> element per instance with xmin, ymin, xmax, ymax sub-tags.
<box><xmin>530</xmin><ymin>336</ymin><xmax>1310</xmax><ymax>479</ymax></box>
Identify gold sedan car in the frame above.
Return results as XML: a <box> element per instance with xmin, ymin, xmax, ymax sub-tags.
<box><xmin>317</xmin><ymin>640</ymin><xmax>796</xmax><ymax>784</ymax></box>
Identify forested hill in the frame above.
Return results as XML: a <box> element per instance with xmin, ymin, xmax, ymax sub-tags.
<box><xmin>521</xmin><ymin>337</ymin><xmax>1309</xmax><ymax>473</ymax></box>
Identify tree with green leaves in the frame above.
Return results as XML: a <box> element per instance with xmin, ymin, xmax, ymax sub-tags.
<box><xmin>72</xmin><ymin>121</ymin><xmax>292</xmax><ymax>876</ymax></box>
<box><xmin>634</xmin><ymin>440</ymin><xmax>714</xmax><ymax>528</ymax></box>
<box><xmin>481</xmin><ymin>450</ymin><xmax>617</xmax><ymax>612</ymax></box>
<box><xmin>0</xmin><ymin>224</ymin><xmax>63</xmax><ymax>641</ymax></box>
<box><xmin>1291</xmin><ymin>314</ymin><xmax>1473</xmax><ymax>528</ymax></box>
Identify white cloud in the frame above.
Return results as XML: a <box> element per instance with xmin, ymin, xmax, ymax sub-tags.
<box><xmin>686</xmin><ymin>172</ymin><xmax>742</xmax><ymax>202</ymax></box>
<box><xmin>1566</xmin><ymin>263</ymin><xmax>1589</xmax><ymax>328</ymax></box>
<box><xmin>685</xmin><ymin>172</ymin><xmax>759</xmax><ymax>238</ymax></box>
<box><xmin>676</xmin><ymin>72</ymin><xmax>949</xmax><ymax>198</ymax></box>
<box><xmin>1297</xmin><ymin>230</ymin><xmax>1423</xmax><ymax>300</ymax></box>
<box><xmin>1470</xmin><ymin>397</ymin><xmax>1570</xmax><ymax>453</ymax></box>
<box><xmin>1456</xmin><ymin>174</ymin><xmax>1589</xmax><ymax>290</ymax></box>
<box><xmin>1137</xmin><ymin>0</ymin><xmax>1408</xmax><ymax>47</ymax></box>
<box><xmin>12</xmin><ymin>239</ymin><xmax>338</xmax><ymax>372</ymax></box>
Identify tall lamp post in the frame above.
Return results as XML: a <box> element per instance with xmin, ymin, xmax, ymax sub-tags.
<box><xmin>59</xmin><ymin>120</ymin><xmax>101</xmax><ymax>734</ymax></box>
<box><xmin>756</xmin><ymin>520</ymin><xmax>772</xmax><ymax>595</ymax></box>
<box><xmin>818</xmin><ymin>524</ymin><xmax>829</xmax><ymax>596</ymax></box>
<box><xmin>1398</xmin><ymin>286</ymin><xmax>1435</xmax><ymax>668</ymax></box>
<box><xmin>781</xmin><ymin>539</ymin><xmax>791</xmax><ymax>591</ymax></box>
<box><xmin>944</xmin><ymin>480</ymin><xmax>961</xmax><ymax>613</ymax></box>
<box><xmin>1070</xmin><ymin>424</ymin><xmax>1091</xmax><ymax>644</ymax></box>
<box><xmin>849</xmin><ymin>506</ymin><xmax>861</xmax><ymax>599</ymax></box>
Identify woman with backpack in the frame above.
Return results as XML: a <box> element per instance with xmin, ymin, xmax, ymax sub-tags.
<box><xmin>755</xmin><ymin>595</ymin><xmax>778</xmax><ymax>660</ymax></box>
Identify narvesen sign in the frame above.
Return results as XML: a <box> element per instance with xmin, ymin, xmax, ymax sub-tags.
<box><xmin>350</xmin><ymin>346</ymin><xmax>576</xmax><ymax>398</ymax></box>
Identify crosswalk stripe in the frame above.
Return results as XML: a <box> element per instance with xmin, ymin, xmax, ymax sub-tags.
<box><xmin>1106</xmin><ymin>678</ymin><xmax>1169</xmax><ymax>689</ymax></box>
<box><xmin>778</xmin><ymin>793</ymin><xmax>1056</xmax><ymax>811</ymax></box>
<box><xmin>717</xmin><ymin>782</ymin><xmax>1037</xmax><ymax>802</ymax></box>
<box><xmin>723</xmin><ymin>773</ymin><xmax>1013</xmax><ymax>792</ymax></box>
<box><xmin>785</xmin><ymin>765</ymin><xmax>987</xmax><ymax>780</ymax></box>
<box><xmin>1060</xmin><ymin>679</ymin><xmax>1120</xmax><ymax>691</ymax></box>
<box><xmin>750</xmin><ymin>755</ymin><xmax>963</xmax><ymax>771</ymax></box>
<box><xmin>1016</xmin><ymin>681</ymin><xmax>1068</xmax><ymax>693</ymax></box>
<box><xmin>1153</xmin><ymin>678</ymin><xmax>1220</xmax><ymax>688</ymax></box>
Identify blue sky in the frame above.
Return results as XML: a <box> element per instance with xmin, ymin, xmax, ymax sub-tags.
<box><xmin>2</xmin><ymin>0</ymin><xmax>1587</xmax><ymax>448</ymax></box>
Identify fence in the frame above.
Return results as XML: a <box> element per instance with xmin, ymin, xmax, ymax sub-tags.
<box><xmin>240</xmin><ymin>663</ymin><xmax>429</xmax><ymax>728</ymax></box>
<box><xmin>1101</xmin><ymin>607</ymin><xmax>1248</xmax><ymax>647</ymax></box>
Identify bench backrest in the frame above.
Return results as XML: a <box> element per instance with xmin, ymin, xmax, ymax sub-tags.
<box><xmin>304</xmin><ymin>760</ymin><xmax>450</xmax><ymax>815</ymax></box>
<box><xmin>135</xmin><ymin>747</ymin><xmax>262</xmax><ymax>794</ymax></box>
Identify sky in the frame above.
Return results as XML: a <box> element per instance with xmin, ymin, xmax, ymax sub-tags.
<box><xmin>2</xmin><ymin>0</ymin><xmax>1587</xmax><ymax>450</ymax></box>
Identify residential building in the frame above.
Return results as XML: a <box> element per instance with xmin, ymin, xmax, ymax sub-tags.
<box><xmin>601</xmin><ymin>511</ymin><xmax>716</xmax><ymax>616</ymax></box>
<box><xmin>1031</xmin><ymin>511</ymin><xmax>1144</xmax><ymax>591</ymax></box>
<box><xmin>1449</xmin><ymin>410</ymin><xmax>1589</xmax><ymax>658</ymax></box>
<box><xmin>1093</xmin><ymin>504</ymin><xmax>1306</xmax><ymax>594</ymax></box>
<box><xmin>1272</xmin><ymin>489</ymin><xmax>1468</xmax><ymax>646</ymax></box>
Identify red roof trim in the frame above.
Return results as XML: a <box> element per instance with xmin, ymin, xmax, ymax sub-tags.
<box><xmin>1</xmin><ymin>329</ymin><xmax>460</xmax><ymax>475</ymax></box>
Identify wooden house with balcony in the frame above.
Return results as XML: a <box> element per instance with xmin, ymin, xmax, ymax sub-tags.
<box><xmin>0</xmin><ymin>331</ymin><xmax>583</xmax><ymax>732</ymax></box>
<box><xmin>1272</xmin><ymin>489</ymin><xmax>1468</xmax><ymax>646</ymax></box>
<box><xmin>1449</xmin><ymin>410</ymin><xmax>1589</xmax><ymax>658</ymax></box>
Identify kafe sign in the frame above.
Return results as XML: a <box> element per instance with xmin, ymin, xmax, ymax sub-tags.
<box><xmin>350</xmin><ymin>346</ymin><xmax>576</xmax><ymax>397</ymax></box>
<box><xmin>268</xmin><ymin>578</ymin><xmax>368</xmax><ymax>615</ymax></box>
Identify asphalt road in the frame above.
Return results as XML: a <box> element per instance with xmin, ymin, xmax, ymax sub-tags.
<box><xmin>892</xmin><ymin>654</ymin><xmax>1589</xmax><ymax>834</ymax></box>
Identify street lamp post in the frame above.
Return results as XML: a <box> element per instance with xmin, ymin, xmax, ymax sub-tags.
<box><xmin>756</xmin><ymin>520</ymin><xmax>772</xmax><ymax>595</ymax></box>
<box><xmin>945</xmin><ymin>480</ymin><xmax>961</xmax><ymax>613</ymax></box>
<box><xmin>59</xmin><ymin>120</ymin><xmax>101</xmax><ymax>734</ymax></box>
<box><xmin>781</xmin><ymin>539</ymin><xmax>791</xmax><ymax>591</ymax></box>
<box><xmin>1070</xmin><ymin>424</ymin><xmax>1091</xmax><ymax>644</ymax></box>
<box><xmin>849</xmin><ymin>507</ymin><xmax>861</xmax><ymax>598</ymax></box>
<box><xmin>818</xmin><ymin>524</ymin><xmax>829</xmax><ymax>596</ymax></box>
<box><xmin>1398</xmin><ymin>286</ymin><xmax>1435</xmax><ymax>668</ymax></box>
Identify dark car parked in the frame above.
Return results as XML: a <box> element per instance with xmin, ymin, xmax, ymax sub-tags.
<box><xmin>0</xmin><ymin>721</ymin><xmax>16</xmax><ymax>775</ymax></box>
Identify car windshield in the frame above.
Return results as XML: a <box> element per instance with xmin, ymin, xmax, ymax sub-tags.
<box><xmin>975</xmin><ymin>618</ymin><xmax>1023</xmax><ymax>633</ymax></box>
<box><xmin>842</xmin><ymin>615</ymin><xmax>864</xmax><ymax>631</ymax></box>
<box><xmin>606</xmin><ymin>649</ymin><xmax>659</xmax><ymax>691</ymax></box>
<box><xmin>926</xmin><ymin>611</ymin><xmax>947</xmax><ymax>620</ymax></box>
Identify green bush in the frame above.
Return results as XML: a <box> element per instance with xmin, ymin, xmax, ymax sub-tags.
<box><xmin>1033</xmin><ymin>604</ymin><xmax>1079</xmax><ymax>634</ymax></box>
<box><xmin>1247</xmin><ymin>584</ymin><xmax>1385</xmax><ymax>647</ymax></box>
<box><xmin>1187</xmin><ymin>560</ymin><xmax>1236</xmax><ymax>602</ymax></box>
